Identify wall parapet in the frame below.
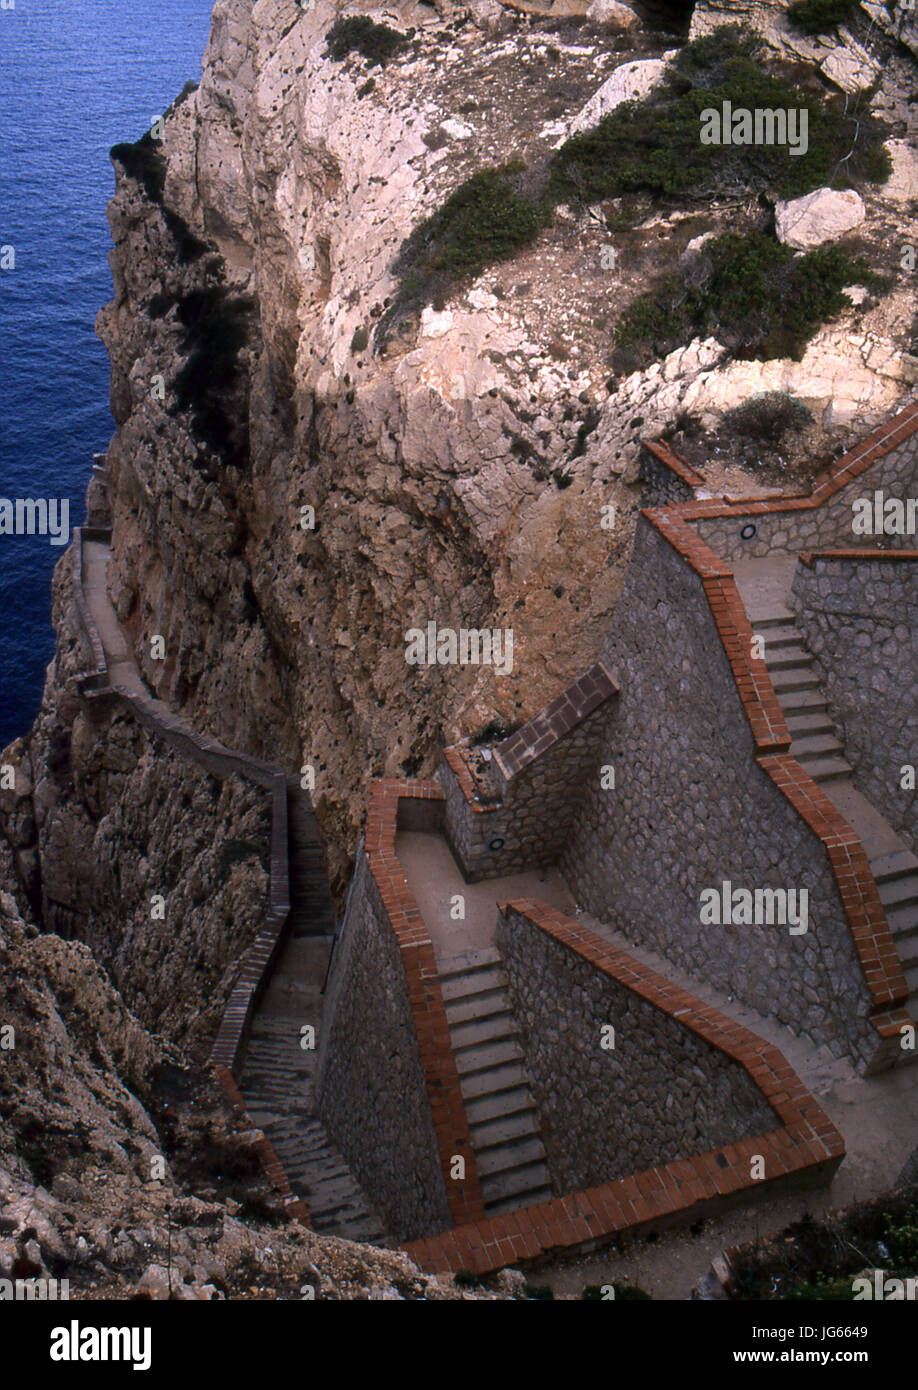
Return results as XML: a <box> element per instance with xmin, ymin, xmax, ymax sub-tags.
<box><xmin>401</xmin><ymin>900</ymin><xmax>844</xmax><ymax>1277</ymax></box>
<box><xmin>640</xmin><ymin>425</ymin><xmax>918</xmax><ymax>1072</ymax></box>
<box><xmin>363</xmin><ymin>779</ymin><xmax>487</xmax><ymax>1230</ymax></box>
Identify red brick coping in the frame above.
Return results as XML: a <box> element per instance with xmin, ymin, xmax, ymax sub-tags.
<box><xmin>641</xmin><ymin>437</ymin><xmax>708</xmax><ymax>492</ymax></box>
<box><xmin>401</xmin><ymin>900</ymin><xmax>844</xmax><ymax>1277</ymax></box>
<box><xmin>366</xmin><ymin>779</ymin><xmax>487</xmax><ymax>1227</ymax></box>
<box><xmin>442</xmin><ymin>746</ymin><xmax>500</xmax><ymax>813</ymax></box>
<box><xmin>493</xmin><ymin>662</ymin><xmax>618</xmax><ymax>781</ymax></box>
<box><xmin>444</xmin><ymin>662</ymin><xmax>619</xmax><ymax>808</ymax></box>
<box><xmin>642</xmin><ymin>401</ymin><xmax>918</xmax><ymax>1067</ymax></box>
<box><xmin>800</xmin><ymin>549</ymin><xmax>918</xmax><ymax>566</ymax></box>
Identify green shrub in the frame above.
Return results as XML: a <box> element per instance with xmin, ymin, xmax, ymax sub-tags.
<box><xmin>454</xmin><ymin>1268</ymin><xmax>485</xmax><ymax>1288</ymax></box>
<box><xmin>549</xmin><ymin>26</ymin><xmax>890</xmax><ymax>205</ymax></box>
<box><xmin>171</xmin><ymin>284</ymin><xmax>255</xmax><ymax>463</ymax></box>
<box><xmin>325</xmin><ymin>17</ymin><xmax>406</xmax><ymax>66</ymax></box>
<box><xmin>787</xmin><ymin>0</ymin><xmax>859</xmax><ymax>35</ymax></box>
<box><xmin>722</xmin><ymin>392</ymin><xmax>814</xmax><ymax>441</ymax></box>
<box><xmin>615</xmin><ymin>230</ymin><xmax>886</xmax><ymax>362</ymax></box>
<box><xmin>110</xmin><ymin>134</ymin><xmax>166</xmax><ymax>205</ymax></box>
<box><xmin>884</xmin><ymin>1207</ymin><xmax>918</xmax><ymax>1269</ymax></box>
<box><xmin>524</xmin><ymin>1283</ymin><xmax>555</xmax><ymax>1299</ymax></box>
<box><xmin>381</xmin><ymin>164</ymin><xmax>547</xmax><ymax>339</ymax></box>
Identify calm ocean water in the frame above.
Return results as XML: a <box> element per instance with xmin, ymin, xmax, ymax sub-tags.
<box><xmin>0</xmin><ymin>0</ymin><xmax>215</xmax><ymax>747</ymax></box>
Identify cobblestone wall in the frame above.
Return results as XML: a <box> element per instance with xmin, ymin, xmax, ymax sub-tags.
<box><xmin>498</xmin><ymin>908</ymin><xmax>779</xmax><ymax>1193</ymax></box>
<box><xmin>560</xmin><ymin>516</ymin><xmax>877</xmax><ymax>1066</ymax></box>
<box><xmin>439</xmin><ymin>704</ymin><xmax>614</xmax><ymax>881</ymax></box>
<box><xmin>693</xmin><ymin>436</ymin><xmax>918</xmax><ymax>559</ymax></box>
<box><xmin>793</xmin><ymin>556</ymin><xmax>918</xmax><ymax>853</ymax></box>
<box><xmin>315</xmin><ymin>852</ymin><xmax>451</xmax><ymax>1240</ymax></box>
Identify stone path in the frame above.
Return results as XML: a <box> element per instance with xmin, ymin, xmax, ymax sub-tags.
<box><xmin>80</xmin><ymin>534</ymin><xmax>378</xmax><ymax>1242</ymax></box>
<box><xmin>240</xmin><ymin>937</ymin><xmax>387</xmax><ymax>1246</ymax></box>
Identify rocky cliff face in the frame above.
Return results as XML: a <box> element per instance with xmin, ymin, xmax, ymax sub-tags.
<box><xmin>1</xmin><ymin>0</ymin><xmax>917</xmax><ymax>1294</ymax></box>
<box><xmin>90</xmin><ymin>0</ymin><xmax>918</xmax><ymax>885</ymax></box>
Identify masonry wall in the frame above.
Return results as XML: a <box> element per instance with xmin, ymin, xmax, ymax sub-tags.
<box><xmin>691</xmin><ymin>435</ymin><xmax>918</xmax><ymax>560</ymax></box>
<box><xmin>440</xmin><ymin>701</ymin><xmax>614</xmax><ymax>882</ymax></box>
<box><xmin>792</xmin><ymin>556</ymin><xmax>918</xmax><ymax>854</ymax></box>
<box><xmin>560</xmin><ymin>515</ymin><xmax>877</xmax><ymax>1065</ymax></box>
<box><xmin>497</xmin><ymin>907</ymin><xmax>779</xmax><ymax>1194</ymax></box>
<box><xmin>315</xmin><ymin>852</ymin><xmax>451</xmax><ymax>1241</ymax></box>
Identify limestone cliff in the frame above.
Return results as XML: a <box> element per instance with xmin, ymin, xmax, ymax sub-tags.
<box><xmin>2</xmin><ymin>0</ymin><xmax>918</xmax><ymax>1293</ymax></box>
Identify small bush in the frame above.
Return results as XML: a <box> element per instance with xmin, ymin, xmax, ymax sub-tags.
<box><xmin>454</xmin><ymin>1269</ymin><xmax>485</xmax><ymax>1288</ymax></box>
<box><xmin>217</xmin><ymin>838</ymin><xmax>263</xmax><ymax>885</ymax></box>
<box><xmin>171</xmin><ymin>284</ymin><xmax>255</xmax><ymax>463</ymax></box>
<box><xmin>523</xmin><ymin>1283</ymin><xmax>555</xmax><ymax>1300</ymax></box>
<box><xmin>549</xmin><ymin>26</ymin><xmax>890</xmax><ymax>205</ymax></box>
<box><xmin>110</xmin><ymin>133</ymin><xmax>166</xmax><ymax>205</ymax></box>
<box><xmin>615</xmin><ymin>230</ymin><xmax>886</xmax><ymax>363</ymax></box>
<box><xmin>325</xmin><ymin>17</ymin><xmax>406</xmax><ymax>66</ymax></box>
<box><xmin>471</xmin><ymin>719</ymin><xmax>520</xmax><ymax>746</ymax></box>
<box><xmin>381</xmin><ymin>164</ymin><xmax>547</xmax><ymax>339</ymax></box>
<box><xmin>885</xmin><ymin>1207</ymin><xmax>918</xmax><ymax>1269</ymax></box>
<box><xmin>722</xmin><ymin>392</ymin><xmax>814</xmax><ymax>441</ymax></box>
<box><xmin>787</xmin><ymin>0</ymin><xmax>859</xmax><ymax>35</ymax></box>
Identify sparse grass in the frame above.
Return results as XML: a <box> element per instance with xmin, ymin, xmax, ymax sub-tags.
<box><xmin>787</xmin><ymin>0</ymin><xmax>860</xmax><ymax>35</ymax></box>
<box><xmin>325</xmin><ymin>17</ymin><xmax>406</xmax><ymax>66</ymax></box>
<box><xmin>614</xmin><ymin>230</ymin><xmax>887</xmax><ymax>364</ymax></box>
<box><xmin>548</xmin><ymin>26</ymin><xmax>890</xmax><ymax>205</ymax></box>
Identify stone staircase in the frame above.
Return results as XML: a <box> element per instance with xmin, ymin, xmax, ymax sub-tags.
<box><xmin>439</xmin><ymin>948</ymin><xmax>553</xmax><ymax>1215</ymax></box>
<box><xmin>756</xmin><ymin>606</ymin><xmax>853</xmax><ymax>785</ymax></box>
<box><xmin>240</xmin><ymin>938</ymin><xmax>387</xmax><ymax>1246</ymax></box>
<box><xmin>872</xmin><ymin>850</ymin><xmax>918</xmax><ymax>1005</ymax></box>
<box><xmin>285</xmin><ymin>775</ymin><xmax>337</xmax><ymax>939</ymax></box>
<box><xmin>751</xmin><ymin>601</ymin><xmax>918</xmax><ymax>1026</ymax></box>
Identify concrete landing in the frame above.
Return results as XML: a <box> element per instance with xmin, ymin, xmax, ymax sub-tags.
<box><xmin>394</xmin><ymin>830</ymin><xmax>573</xmax><ymax>962</ymax></box>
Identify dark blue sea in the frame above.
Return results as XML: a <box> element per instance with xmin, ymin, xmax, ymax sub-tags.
<box><xmin>0</xmin><ymin>0</ymin><xmax>215</xmax><ymax>748</ymax></box>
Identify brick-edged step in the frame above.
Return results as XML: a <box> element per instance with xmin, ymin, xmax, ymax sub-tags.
<box><xmin>464</xmin><ymin>1085</ymin><xmax>537</xmax><ymax>1128</ymax></box>
<box><xmin>757</xmin><ymin>623</ymin><xmax>804</xmax><ymax>651</ymax></box>
<box><xmin>878</xmin><ymin>876</ymin><xmax>918</xmax><ymax>912</ymax></box>
<box><xmin>440</xmin><ymin>948</ymin><xmax>553</xmax><ymax>1216</ymax></box>
<box><xmin>788</xmin><ymin>733</ymin><xmax>846</xmax><ymax>759</ymax></box>
<box><xmin>796</xmin><ymin>753</ymin><xmax>854</xmax><ymax>785</ymax></box>
<box><xmin>871</xmin><ymin>850</ymin><xmax>918</xmax><ymax>886</ymax></box>
<box><xmin>450</xmin><ymin>1012</ymin><xmax>517</xmax><ymax>1051</ymax></box>
<box><xmin>746</xmin><ymin>607</ymin><xmax>796</xmax><ymax>628</ymax></box>
<box><xmin>785</xmin><ymin>711</ymin><xmax>837</xmax><ymax>737</ymax></box>
<box><xmin>776</xmin><ymin>688</ymin><xmax>831</xmax><ymax>715</ymax></box>
<box><xmin>763</xmin><ymin>645</ymin><xmax>815</xmax><ymax>672</ymax></box>
<box><xmin>768</xmin><ymin>667</ymin><xmax>822</xmax><ymax>695</ymax></box>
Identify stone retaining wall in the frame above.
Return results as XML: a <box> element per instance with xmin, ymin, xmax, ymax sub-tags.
<box><xmin>401</xmin><ymin>900</ymin><xmax>845</xmax><ymax>1279</ymax></box>
<box><xmin>793</xmin><ymin>553</ymin><xmax>918</xmax><ymax>853</ymax></box>
<box><xmin>316</xmin><ymin>848</ymin><xmax>454</xmax><ymax>1242</ymax></box>
<box><xmin>689</xmin><ymin>407</ymin><xmax>918</xmax><ymax>560</ymax></box>
<box><xmin>560</xmin><ymin>515</ymin><xmax>879</xmax><ymax>1066</ymax></box>
<box><xmin>497</xmin><ymin>906</ymin><xmax>779</xmax><ymax>1194</ymax></box>
<box><xmin>439</xmin><ymin>664</ymin><xmax>618</xmax><ymax>881</ymax></box>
